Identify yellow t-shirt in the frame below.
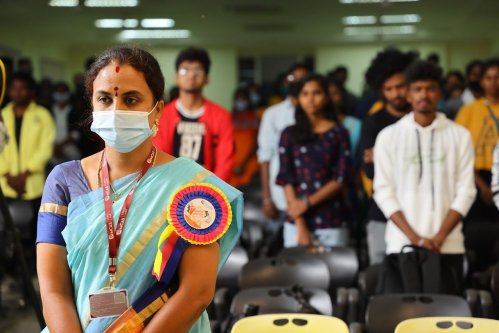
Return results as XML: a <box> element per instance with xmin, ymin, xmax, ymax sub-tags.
<box><xmin>455</xmin><ymin>98</ymin><xmax>499</xmax><ymax>171</ymax></box>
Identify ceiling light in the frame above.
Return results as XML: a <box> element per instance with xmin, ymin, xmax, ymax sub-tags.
<box><xmin>382</xmin><ymin>25</ymin><xmax>416</xmax><ymax>34</ymax></box>
<box><xmin>339</xmin><ymin>0</ymin><xmax>419</xmax><ymax>3</ymax></box>
<box><xmin>342</xmin><ymin>16</ymin><xmax>377</xmax><ymax>25</ymax></box>
<box><xmin>344</xmin><ymin>25</ymin><xmax>416</xmax><ymax>35</ymax></box>
<box><xmin>141</xmin><ymin>18</ymin><xmax>175</xmax><ymax>28</ymax></box>
<box><xmin>49</xmin><ymin>0</ymin><xmax>79</xmax><ymax>7</ymax></box>
<box><xmin>381</xmin><ymin>14</ymin><xmax>421</xmax><ymax>24</ymax></box>
<box><xmin>118</xmin><ymin>29</ymin><xmax>191</xmax><ymax>40</ymax></box>
<box><xmin>95</xmin><ymin>19</ymin><xmax>124</xmax><ymax>28</ymax></box>
<box><xmin>95</xmin><ymin>18</ymin><xmax>138</xmax><ymax>28</ymax></box>
<box><xmin>123</xmin><ymin>19</ymin><xmax>139</xmax><ymax>28</ymax></box>
<box><xmin>84</xmin><ymin>0</ymin><xmax>138</xmax><ymax>7</ymax></box>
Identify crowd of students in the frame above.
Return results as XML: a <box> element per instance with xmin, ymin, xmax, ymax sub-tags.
<box><xmin>1</xmin><ymin>46</ymin><xmax>499</xmax><ymax>315</ymax></box>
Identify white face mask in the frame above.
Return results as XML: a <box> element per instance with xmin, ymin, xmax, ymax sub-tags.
<box><xmin>91</xmin><ymin>102</ymin><xmax>158</xmax><ymax>153</ymax></box>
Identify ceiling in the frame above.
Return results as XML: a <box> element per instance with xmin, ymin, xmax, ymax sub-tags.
<box><xmin>1</xmin><ymin>0</ymin><xmax>499</xmax><ymax>50</ymax></box>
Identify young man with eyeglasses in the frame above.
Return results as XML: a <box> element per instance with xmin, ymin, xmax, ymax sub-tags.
<box><xmin>154</xmin><ymin>47</ymin><xmax>234</xmax><ymax>181</ymax></box>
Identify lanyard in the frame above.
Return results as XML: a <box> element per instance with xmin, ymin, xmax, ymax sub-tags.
<box><xmin>101</xmin><ymin>147</ymin><xmax>157</xmax><ymax>285</ymax></box>
<box><xmin>485</xmin><ymin>101</ymin><xmax>499</xmax><ymax>134</ymax></box>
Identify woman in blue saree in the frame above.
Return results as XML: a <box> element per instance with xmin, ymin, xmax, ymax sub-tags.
<box><xmin>36</xmin><ymin>46</ymin><xmax>242</xmax><ymax>333</ymax></box>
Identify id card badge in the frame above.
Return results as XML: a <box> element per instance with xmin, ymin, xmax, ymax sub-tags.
<box><xmin>89</xmin><ymin>288</ymin><xmax>129</xmax><ymax>319</ymax></box>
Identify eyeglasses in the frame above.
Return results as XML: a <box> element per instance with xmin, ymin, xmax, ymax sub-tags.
<box><xmin>178</xmin><ymin>67</ymin><xmax>205</xmax><ymax>77</ymax></box>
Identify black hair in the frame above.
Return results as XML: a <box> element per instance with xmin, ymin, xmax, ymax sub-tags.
<box><xmin>334</xmin><ymin>65</ymin><xmax>347</xmax><ymax>74</ymax></box>
<box><xmin>291</xmin><ymin>74</ymin><xmax>337</xmax><ymax>145</ymax></box>
<box><xmin>481</xmin><ymin>58</ymin><xmax>499</xmax><ymax>78</ymax></box>
<box><xmin>85</xmin><ymin>46</ymin><xmax>165</xmax><ymax>104</ymax></box>
<box><xmin>54</xmin><ymin>81</ymin><xmax>70</xmax><ymax>91</ymax></box>
<box><xmin>83</xmin><ymin>46</ymin><xmax>165</xmax><ymax>126</ymax></box>
<box><xmin>327</xmin><ymin>78</ymin><xmax>347</xmax><ymax>114</ymax></box>
<box><xmin>175</xmin><ymin>47</ymin><xmax>211</xmax><ymax>74</ymax></box>
<box><xmin>10</xmin><ymin>71</ymin><xmax>37</xmax><ymax>91</ymax></box>
<box><xmin>233</xmin><ymin>87</ymin><xmax>250</xmax><ymax>100</ymax></box>
<box><xmin>365</xmin><ymin>47</ymin><xmax>417</xmax><ymax>91</ymax></box>
<box><xmin>288</xmin><ymin>62</ymin><xmax>311</xmax><ymax>75</ymax></box>
<box><xmin>465</xmin><ymin>59</ymin><xmax>483</xmax><ymax>76</ymax></box>
<box><xmin>405</xmin><ymin>60</ymin><xmax>443</xmax><ymax>86</ymax></box>
<box><xmin>427</xmin><ymin>53</ymin><xmax>440</xmax><ymax>64</ymax></box>
<box><xmin>85</xmin><ymin>56</ymin><xmax>96</xmax><ymax>71</ymax></box>
<box><xmin>445</xmin><ymin>70</ymin><xmax>465</xmax><ymax>84</ymax></box>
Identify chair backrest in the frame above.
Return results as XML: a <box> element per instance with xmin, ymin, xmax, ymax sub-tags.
<box><xmin>366</xmin><ymin>294</ymin><xmax>472</xmax><ymax>333</ymax></box>
<box><xmin>231</xmin><ymin>313</ymin><xmax>349</xmax><ymax>333</ymax></box>
<box><xmin>358</xmin><ymin>263</ymin><xmax>382</xmax><ymax>298</ymax></box>
<box><xmin>217</xmin><ymin>246</ymin><xmax>249</xmax><ymax>294</ymax></box>
<box><xmin>230</xmin><ymin>287</ymin><xmax>333</xmax><ymax>316</ymax></box>
<box><xmin>240</xmin><ymin>219</ymin><xmax>264</xmax><ymax>258</ymax></box>
<box><xmin>279</xmin><ymin>246</ymin><xmax>359</xmax><ymax>288</ymax></box>
<box><xmin>0</xmin><ymin>200</ymin><xmax>33</xmax><ymax>233</ymax></box>
<box><xmin>395</xmin><ymin>317</ymin><xmax>499</xmax><ymax>332</ymax></box>
<box><xmin>239</xmin><ymin>257</ymin><xmax>329</xmax><ymax>290</ymax></box>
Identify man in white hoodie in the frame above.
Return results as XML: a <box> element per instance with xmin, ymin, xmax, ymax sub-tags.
<box><xmin>373</xmin><ymin>60</ymin><xmax>477</xmax><ymax>293</ymax></box>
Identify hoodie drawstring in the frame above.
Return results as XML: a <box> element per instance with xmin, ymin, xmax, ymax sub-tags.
<box><xmin>416</xmin><ymin>129</ymin><xmax>423</xmax><ymax>183</ymax></box>
<box><xmin>416</xmin><ymin>128</ymin><xmax>436</xmax><ymax>210</ymax></box>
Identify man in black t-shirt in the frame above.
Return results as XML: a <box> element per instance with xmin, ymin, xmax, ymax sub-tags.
<box><xmin>359</xmin><ymin>48</ymin><xmax>417</xmax><ymax>264</ymax></box>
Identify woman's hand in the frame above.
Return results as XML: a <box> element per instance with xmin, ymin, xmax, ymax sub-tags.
<box><xmin>287</xmin><ymin>198</ymin><xmax>308</xmax><ymax>220</ymax></box>
<box><xmin>295</xmin><ymin>218</ymin><xmax>312</xmax><ymax>247</ymax></box>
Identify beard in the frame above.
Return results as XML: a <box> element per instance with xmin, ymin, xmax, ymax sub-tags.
<box><xmin>385</xmin><ymin>97</ymin><xmax>411</xmax><ymax>113</ymax></box>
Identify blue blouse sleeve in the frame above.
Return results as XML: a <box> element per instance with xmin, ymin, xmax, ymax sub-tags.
<box><xmin>36</xmin><ymin>165</ymin><xmax>71</xmax><ymax>246</ymax></box>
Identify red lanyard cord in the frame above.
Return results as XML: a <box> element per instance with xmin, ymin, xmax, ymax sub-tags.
<box><xmin>101</xmin><ymin>147</ymin><xmax>157</xmax><ymax>277</ymax></box>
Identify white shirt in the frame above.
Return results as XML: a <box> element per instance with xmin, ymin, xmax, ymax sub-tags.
<box><xmin>374</xmin><ymin>112</ymin><xmax>477</xmax><ymax>254</ymax></box>
<box><xmin>461</xmin><ymin>88</ymin><xmax>475</xmax><ymax>106</ymax></box>
<box><xmin>257</xmin><ymin>98</ymin><xmax>295</xmax><ymax>211</ymax></box>
<box><xmin>52</xmin><ymin>104</ymin><xmax>71</xmax><ymax>144</ymax></box>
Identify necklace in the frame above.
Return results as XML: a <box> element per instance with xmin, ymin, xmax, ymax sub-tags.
<box><xmin>97</xmin><ymin>148</ymin><xmax>158</xmax><ymax>202</ymax></box>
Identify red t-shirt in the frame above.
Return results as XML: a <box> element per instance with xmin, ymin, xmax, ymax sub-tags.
<box><xmin>153</xmin><ymin>98</ymin><xmax>235</xmax><ymax>182</ymax></box>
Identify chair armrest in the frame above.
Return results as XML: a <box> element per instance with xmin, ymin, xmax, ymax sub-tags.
<box><xmin>349</xmin><ymin>322</ymin><xmax>364</xmax><ymax>333</ymax></box>
<box><xmin>334</xmin><ymin>287</ymin><xmax>348</xmax><ymax>320</ymax></box>
<box><xmin>347</xmin><ymin>288</ymin><xmax>360</xmax><ymax>324</ymax></box>
<box><xmin>465</xmin><ymin>288</ymin><xmax>478</xmax><ymax>316</ymax></box>
<box><xmin>478</xmin><ymin>289</ymin><xmax>495</xmax><ymax>319</ymax></box>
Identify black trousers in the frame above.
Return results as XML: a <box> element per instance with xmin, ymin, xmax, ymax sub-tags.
<box><xmin>464</xmin><ymin>173</ymin><xmax>499</xmax><ymax>272</ymax></box>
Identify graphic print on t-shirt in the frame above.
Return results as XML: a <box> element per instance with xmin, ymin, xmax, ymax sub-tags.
<box><xmin>173</xmin><ymin>115</ymin><xmax>206</xmax><ymax>164</ymax></box>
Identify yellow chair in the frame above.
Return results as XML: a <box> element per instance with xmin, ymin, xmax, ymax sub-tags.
<box><xmin>395</xmin><ymin>317</ymin><xmax>499</xmax><ymax>332</ymax></box>
<box><xmin>231</xmin><ymin>313</ymin><xmax>348</xmax><ymax>333</ymax></box>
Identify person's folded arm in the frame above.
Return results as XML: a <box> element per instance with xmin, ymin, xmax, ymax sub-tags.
<box><xmin>37</xmin><ymin>243</ymin><xmax>82</xmax><ymax>333</ymax></box>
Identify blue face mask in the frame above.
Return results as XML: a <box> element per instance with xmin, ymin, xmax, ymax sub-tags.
<box><xmin>91</xmin><ymin>102</ymin><xmax>158</xmax><ymax>153</ymax></box>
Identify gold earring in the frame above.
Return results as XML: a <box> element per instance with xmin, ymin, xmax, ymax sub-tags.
<box><xmin>152</xmin><ymin>121</ymin><xmax>159</xmax><ymax>136</ymax></box>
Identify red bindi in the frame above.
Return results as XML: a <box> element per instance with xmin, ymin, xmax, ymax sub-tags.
<box><xmin>114</xmin><ymin>86</ymin><xmax>119</xmax><ymax>96</ymax></box>
<box><xmin>115</xmin><ymin>66</ymin><xmax>120</xmax><ymax>73</ymax></box>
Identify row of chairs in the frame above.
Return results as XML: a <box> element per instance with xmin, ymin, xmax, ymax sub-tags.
<box><xmin>215</xmin><ymin>242</ymin><xmax>499</xmax><ymax>332</ymax></box>
<box><xmin>231</xmin><ymin>314</ymin><xmax>499</xmax><ymax>333</ymax></box>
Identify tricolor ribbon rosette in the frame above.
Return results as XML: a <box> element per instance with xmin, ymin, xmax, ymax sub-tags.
<box><xmin>152</xmin><ymin>183</ymin><xmax>232</xmax><ymax>282</ymax></box>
